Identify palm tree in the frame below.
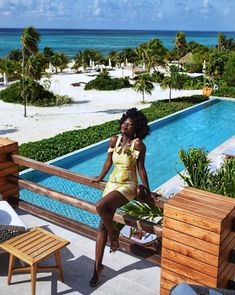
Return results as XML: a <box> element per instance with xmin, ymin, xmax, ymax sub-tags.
<box><xmin>160</xmin><ymin>65</ymin><xmax>183</xmax><ymax>102</ymax></box>
<box><xmin>175</xmin><ymin>32</ymin><xmax>187</xmax><ymax>60</ymax></box>
<box><xmin>51</xmin><ymin>52</ymin><xmax>69</xmax><ymax>73</ymax></box>
<box><xmin>136</xmin><ymin>39</ymin><xmax>168</xmax><ymax>72</ymax></box>
<box><xmin>21</xmin><ymin>26</ymin><xmax>40</xmax><ymax>117</ymax></box>
<box><xmin>133</xmin><ymin>74</ymin><xmax>154</xmax><ymax>103</ymax></box>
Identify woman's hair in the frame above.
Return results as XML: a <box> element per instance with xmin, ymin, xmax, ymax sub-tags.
<box><xmin>119</xmin><ymin>108</ymin><xmax>150</xmax><ymax>139</ymax></box>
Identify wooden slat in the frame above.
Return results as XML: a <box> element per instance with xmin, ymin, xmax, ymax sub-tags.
<box><xmin>220</xmin><ymin>232</ymin><xmax>235</xmax><ymax>255</ymax></box>
<box><xmin>0</xmin><ymin>176</ymin><xmax>8</xmax><ymax>186</ymax></box>
<box><xmin>183</xmin><ymin>187</ymin><xmax>235</xmax><ymax>206</ymax></box>
<box><xmin>19</xmin><ymin>235</ymin><xmax>52</xmax><ymax>252</ymax></box>
<box><xmin>160</xmin><ymin>287</ymin><xmax>170</xmax><ymax>295</ymax></box>
<box><xmin>179</xmin><ymin>190</ymin><xmax>234</xmax><ymax>211</ymax></box>
<box><xmin>167</xmin><ymin>196</ymin><xmax>225</xmax><ymax>219</ymax></box>
<box><xmin>1</xmin><ymin>187</ymin><xmax>19</xmax><ymax>199</ymax></box>
<box><xmin>161</xmin><ymin>257</ymin><xmax>217</xmax><ymax>286</ymax></box>
<box><xmin>0</xmin><ymin>183</ymin><xmax>17</xmax><ymax>193</ymax></box>
<box><xmin>0</xmin><ymin>154</ymin><xmax>7</xmax><ymax>162</ymax></box>
<box><xmin>160</xmin><ymin>277</ymin><xmax>177</xmax><ymax>293</ymax></box>
<box><xmin>163</xmin><ymin>217</ymin><xmax>220</xmax><ymax>244</ymax></box>
<box><xmin>218</xmin><ymin>263</ymin><xmax>235</xmax><ymax>287</ymax></box>
<box><xmin>30</xmin><ymin>240</ymin><xmax>60</xmax><ymax>258</ymax></box>
<box><xmin>0</xmin><ymin>161</ymin><xmax>17</xmax><ymax>171</ymax></box>
<box><xmin>162</xmin><ymin>228</ymin><xmax>219</xmax><ymax>255</ymax></box>
<box><xmin>0</xmin><ymin>166</ymin><xmax>18</xmax><ymax>178</ymax></box>
<box><xmin>10</xmin><ymin>231</ymin><xmax>42</xmax><ymax>247</ymax></box>
<box><xmin>161</xmin><ymin>248</ymin><xmax>218</xmax><ymax>277</ymax></box>
<box><xmin>0</xmin><ymin>143</ymin><xmax>18</xmax><ymax>155</ymax></box>
<box><xmin>162</xmin><ymin>237</ymin><xmax>218</xmax><ymax>267</ymax></box>
<box><xmin>161</xmin><ymin>268</ymin><xmax>201</xmax><ymax>286</ymax></box>
<box><xmin>163</xmin><ymin>205</ymin><xmax>221</xmax><ymax>233</ymax></box>
<box><xmin>11</xmin><ymin>154</ymin><xmax>106</xmax><ymax>190</ymax></box>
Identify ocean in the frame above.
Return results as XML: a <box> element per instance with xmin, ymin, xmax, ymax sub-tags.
<box><xmin>0</xmin><ymin>28</ymin><xmax>235</xmax><ymax>58</ymax></box>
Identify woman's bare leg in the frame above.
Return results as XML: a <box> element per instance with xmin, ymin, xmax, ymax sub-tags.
<box><xmin>95</xmin><ymin>191</ymin><xmax>129</xmax><ymax>242</ymax></box>
<box><xmin>95</xmin><ymin>224</ymin><xmax>107</xmax><ymax>270</ymax></box>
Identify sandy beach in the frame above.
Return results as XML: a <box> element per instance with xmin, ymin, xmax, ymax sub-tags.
<box><xmin>0</xmin><ymin>68</ymin><xmax>202</xmax><ymax>144</ymax></box>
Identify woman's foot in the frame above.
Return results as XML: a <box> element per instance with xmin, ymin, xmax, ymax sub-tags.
<box><xmin>89</xmin><ymin>264</ymin><xmax>104</xmax><ymax>287</ymax></box>
<box><xmin>109</xmin><ymin>230</ymin><xmax>120</xmax><ymax>253</ymax></box>
<box><xmin>109</xmin><ymin>240</ymin><xmax>120</xmax><ymax>253</ymax></box>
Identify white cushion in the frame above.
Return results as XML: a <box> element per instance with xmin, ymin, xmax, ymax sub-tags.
<box><xmin>171</xmin><ymin>283</ymin><xmax>198</xmax><ymax>295</ymax></box>
<box><xmin>0</xmin><ymin>201</ymin><xmax>27</xmax><ymax>228</ymax></box>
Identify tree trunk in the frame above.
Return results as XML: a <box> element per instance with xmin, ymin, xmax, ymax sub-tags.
<box><xmin>142</xmin><ymin>91</ymin><xmax>145</xmax><ymax>103</ymax></box>
<box><xmin>22</xmin><ymin>47</ymin><xmax>27</xmax><ymax>117</ymax></box>
<box><xmin>169</xmin><ymin>87</ymin><xmax>172</xmax><ymax>102</ymax></box>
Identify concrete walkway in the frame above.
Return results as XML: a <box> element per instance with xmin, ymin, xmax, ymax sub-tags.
<box><xmin>0</xmin><ymin>209</ymin><xmax>161</xmax><ymax>295</ymax></box>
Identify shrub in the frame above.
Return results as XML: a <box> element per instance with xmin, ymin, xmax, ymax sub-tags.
<box><xmin>0</xmin><ymin>81</ymin><xmax>71</xmax><ymax>106</ymax></box>
<box><xmin>178</xmin><ymin>147</ymin><xmax>235</xmax><ymax>198</ymax></box>
<box><xmin>85</xmin><ymin>71</ymin><xmax>131</xmax><ymax>90</ymax></box>
<box><xmin>212</xmin><ymin>87</ymin><xmax>235</xmax><ymax>98</ymax></box>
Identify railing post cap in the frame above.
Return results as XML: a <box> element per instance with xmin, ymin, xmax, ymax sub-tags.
<box><xmin>0</xmin><ymin>137</ymin><xmax>18</xmax><ymax>148</ymax></box>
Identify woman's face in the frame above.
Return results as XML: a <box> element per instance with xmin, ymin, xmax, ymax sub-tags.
<box><xmin>121</xmin><ymin>117</ymin><xmax>135</xmax><ymax>136</ymax></box>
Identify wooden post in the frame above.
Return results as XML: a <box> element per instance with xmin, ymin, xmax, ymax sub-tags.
<box><xmin>160</xmin><ymin>187</ymin><xmax>235</xmax><ymax>294</ymax></box>
<box><xmin>0</xmin><ymin>138</ymin><xmax>19</xmax><ymax>201</ymax></box>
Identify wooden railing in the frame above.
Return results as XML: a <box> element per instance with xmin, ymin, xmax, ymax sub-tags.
<box><xmin>8</xmin><ymin>154</ymin><xmax>163</xmax><ymax>236</ymax></box>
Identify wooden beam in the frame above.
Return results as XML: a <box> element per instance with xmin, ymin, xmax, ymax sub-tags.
<box><xmin>9</xmin><ymin>176</ymin><xmax>162</xmax><ymax>236</ymax></box>
<box><xmin>11</xmin><ymin>154</ymin><xmax>106</xmax><ymax>190</ymax></box>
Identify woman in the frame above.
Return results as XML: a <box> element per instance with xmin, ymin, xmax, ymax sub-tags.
<box><xmin>90</xmin><ymin>108</ymin><xmax>150</xmax><ymax>287</ymax></box>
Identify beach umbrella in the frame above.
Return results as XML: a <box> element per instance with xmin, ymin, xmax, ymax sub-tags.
<box><xmin>89</xmin><ymin>59</ymin><xmax>92</xmax><ymax>67</ymax></box>
<box><xmin>92</xmin><ymin>60</ymin><xmax>95</xmax><ymax>70</ymax></box>
<box><xmin>3</xmin><ymin>72</ymin><xmax>7</xmax><ymax>85</ymax></box>
<box><xmin>143</xmin><ymin>62</ymin><xmax>146</xmax><ymax>71</ymax></box>
<box><xmin>108</xmin><ymin>58</ymin><xmax>112</xmax><ymax>67</ymax></box>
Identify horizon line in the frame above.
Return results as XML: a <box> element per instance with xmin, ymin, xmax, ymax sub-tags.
<box><xmin>0</xmin><ymin>27</ymin><xmax>235</xmax><ymax>33</ymax></box>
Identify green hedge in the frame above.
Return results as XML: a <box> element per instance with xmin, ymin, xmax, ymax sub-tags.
<box><xmin>85</xmin><ymin>73</ymin><xmax>131</xmax><ymax>90</ymax></box>
<box><xmin>19</xmin><ymin>95</ymin><xmax>208</xmax><ymax>165</ymax></box>
<box><xmin>213</xmin><ymin>87</ymin><xmax>235</xmax><ymax>98</ymax></box>
<box><xmin>0</xmin><ymin>81</ymin><xmax>71</xmax><ymax>106</ymax></box>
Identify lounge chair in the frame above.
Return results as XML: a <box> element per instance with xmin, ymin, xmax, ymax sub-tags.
<box><xmin>170</xmin><ymin>283</ymin><xmax>235</xmax><ymax>294</ymax></box>
<box><xmin>0</xmin><ymin>200</ymin><xmax>27</xmax><ymax>244</ymax></box>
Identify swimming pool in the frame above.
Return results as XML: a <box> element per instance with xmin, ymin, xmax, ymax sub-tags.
<box><xmin>20</xmin><ymin>98</ymin><xmax>235</xmax><ymax>228</ymax></box>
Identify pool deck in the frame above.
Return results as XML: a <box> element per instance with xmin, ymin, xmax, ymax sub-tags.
<box><xmin>157</xmin><ymin>135</ymin><xmax>235</xmax><ymax>198</ymax></box>
<box><xmin>0</xmin><ymin>209</ymin><xmax>161</xmax><ymax>295</ymax></box>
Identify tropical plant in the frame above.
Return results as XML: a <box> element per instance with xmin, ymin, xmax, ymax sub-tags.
<box><xmin>222</xmin><ymin>51</ymin><xmax>235</xmax><ymax>87</ymax></box>
<box><xmin>178</xmin><ymin>147</ymin><xmax>235</xmax><ymax>198</ymax></box>
<box><xmin>160</xmin><ymin>65</ymin><xmax>183</xmax><ymax>102</ymax></box>
<box><xmin>7</xmin><ymin>49</ymin><xmax>22</xmax><ymax>61</ymax></box>
<box><xmin>133</xmin><ymin>73</ymin><xmax>154</xmax><ymax>103</ymax></box>
<box><xmin>85</xmin><ymin>70</ymin><xmax>131</xmax><ymax>90</ymax></box>
<box><xmin>51</xmin><ymin>52</ymin><xmax>69</xmax><ymax>73</ymax></box>
<box><xmin>217</xmin><ymin>32</ymin><xmax>235</xmax><ymax>50</ymax></box>
<box><xmin>121</xmin><ymin>201</ymin><xmax>163</xmax><ymax>223</ymax></box>
<box><xmin>175</xmin><ymin>31</ymin><xmax>187</xmax><ymax>59</ymax></box>
<box><xmin>178</xmin><ymin>147</ymin><xmax>211</xmax><ymax>190</ymax></box>
<box><xmin>136</xmin><ymin>39</ymin><xmax>168</xmax><ymax>72</ymax></box>
<box><xmin>21</xmin><ymin>26</ymin><xmax>40</xmax><ymax>117</ymax></box>
<box><xmin>25</xmin><ymin>53</ymin><xmax>46</xmax><ymax>80</ymax></box>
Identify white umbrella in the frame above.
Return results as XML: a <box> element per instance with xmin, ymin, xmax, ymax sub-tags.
<box><xmin>92</xmin><ymin>61</ymin><xmax>95</xmax><ymax>70</ymax></box>
<box><xmin>143</xmin><ymin>62</ymin><xmax>146</xmax><ymax>71</ymax></box>
<box><xmin>108</xmin><ymin>58</ymin><xmax>112</xmax><ymax>67</ymax></box>
<box><xmin>3</xmin><ymin>72</ymin><xmax>7</xmax><ymax>85</ymax></box>
<box><xmin>89</xmin><ymin>59</ymin><xmax>92</xmax><ymax>67</ymax></box>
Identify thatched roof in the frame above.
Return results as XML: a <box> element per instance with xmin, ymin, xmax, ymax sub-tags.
<box><xmin>179</xmin><ymin>52</ymin><xmax>193</xmax><ymax>65</ymax></box>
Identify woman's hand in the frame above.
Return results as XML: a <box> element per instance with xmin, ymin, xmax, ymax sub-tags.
<box><xmin>91</xmin><ymin>176</ymin><xmax>102</xmax><ymax>183</ymax></box>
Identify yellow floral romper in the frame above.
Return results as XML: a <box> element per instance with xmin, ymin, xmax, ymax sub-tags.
<box><xmin>103</xmin><ymin>135</ymin><xmax>140</xmax><ymax>201</ymax></box>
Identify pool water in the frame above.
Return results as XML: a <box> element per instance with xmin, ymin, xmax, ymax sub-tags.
<box><xmin>20</xmin><ymin>99</ymin><xmax>235</xmax><ymax>228</ymax></box>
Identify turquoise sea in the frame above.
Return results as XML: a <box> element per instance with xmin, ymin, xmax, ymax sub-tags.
<box><xmin>0</xmin><ymin>28</ymin><xmax>235</xmax><ymax>58</ymax></box>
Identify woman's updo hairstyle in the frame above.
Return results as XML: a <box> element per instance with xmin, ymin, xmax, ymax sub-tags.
<box><xmin>119</xmin><ymin>108</ymin><xmax>150</xmax><ymax>139</ymax></box>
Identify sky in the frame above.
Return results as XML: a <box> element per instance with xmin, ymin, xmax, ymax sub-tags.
<box><xmin>0</xmin><ymin>0</ymin><xmax>234</xmax><ymax>31</ymax></box>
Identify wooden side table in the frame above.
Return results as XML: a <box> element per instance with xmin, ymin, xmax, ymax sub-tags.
<box><xmin>0</xmin><ymin>227</ymin><xmax>70</xmax><ymax>295</ymax></box>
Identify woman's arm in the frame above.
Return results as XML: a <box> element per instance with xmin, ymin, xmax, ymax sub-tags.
<box><xmin>135</xmin><ymin>140</ymin><xmax>150</xmax><ymax>192</ymax></box>
<box><xmin>91</xmin><ymin>135</ymin><xmax>117</xmax><ymax>182</ymax></box>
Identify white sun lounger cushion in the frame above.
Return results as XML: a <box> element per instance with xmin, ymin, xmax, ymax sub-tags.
<box><xmin>0</xmin><ymin>201</ymin><xmax>27</xmax><ymax>228</ymax></box>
